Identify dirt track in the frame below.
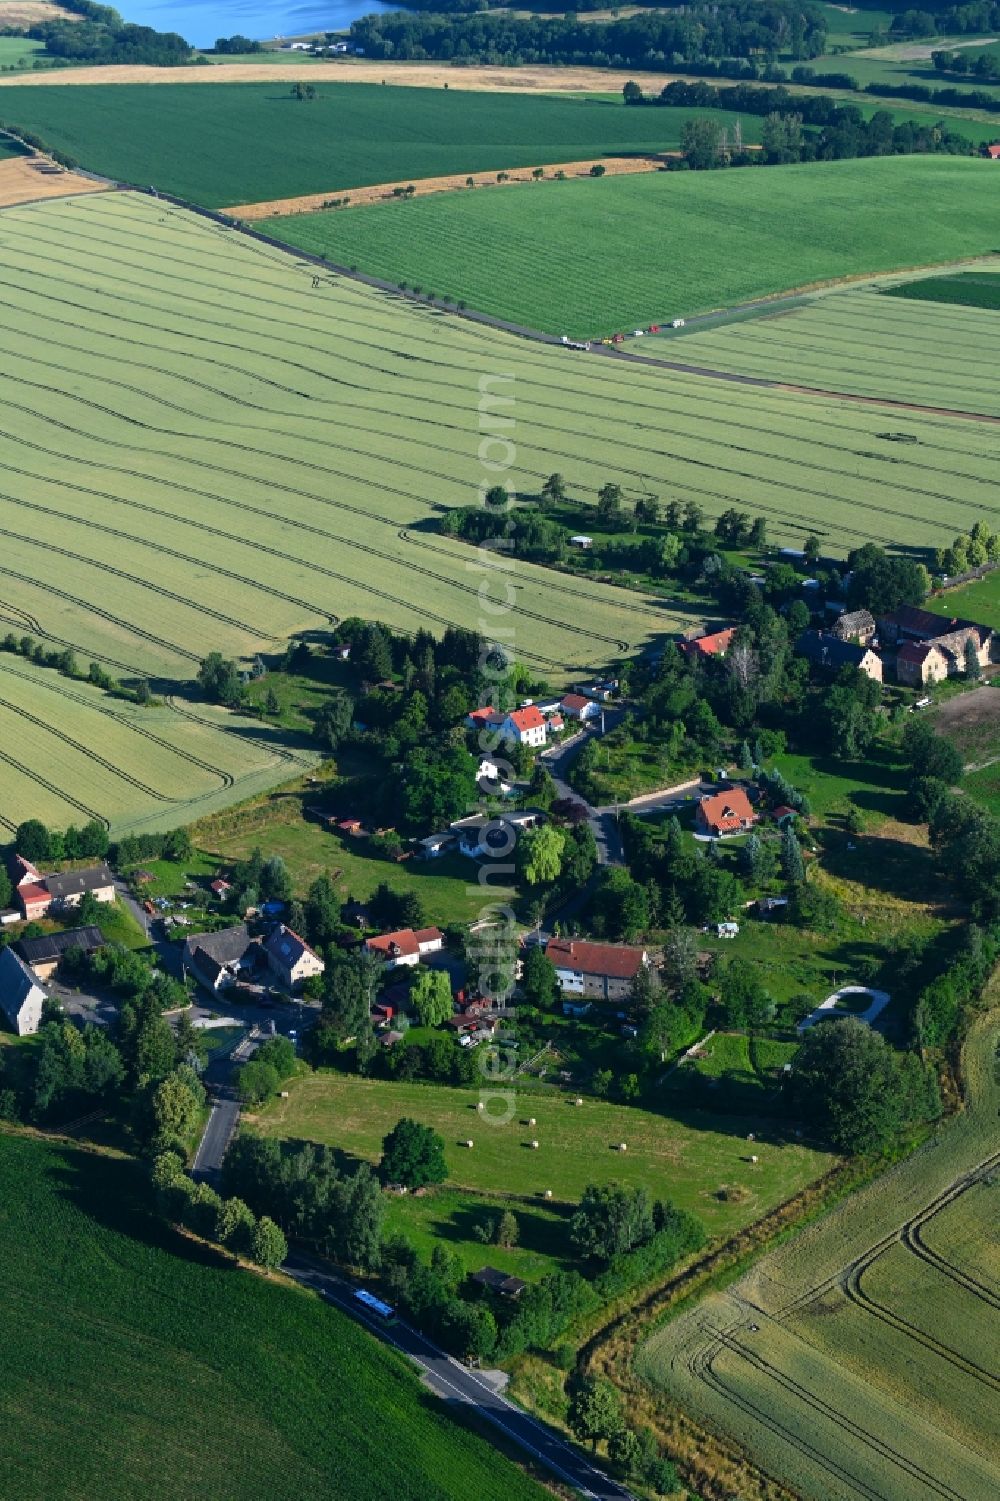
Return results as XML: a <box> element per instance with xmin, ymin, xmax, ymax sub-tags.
<box><xmin>0</xmin><ymin>59</ymin><xmax>685</xmax><ymax>93</ymax></box>
<box><xmin>0</xmin><ymin>153</ymin><xmax>107</xmax><ymax>208</ymax></box>
<box><xmin>227</xmin><ymin>154</ymin><xmax>669</xmax><ymax>218</ymax></box>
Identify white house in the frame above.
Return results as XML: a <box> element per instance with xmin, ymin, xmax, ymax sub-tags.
<box><xmin>365</xmin><ymin>926</ymin><xmax>445</xmax><ymax>969</ymax></box>
<box><xmin>560</xmin><ymin>693</ymin><xmax>601</xmax><ymax>723</ymax></box>
<box><xmin>499</xmin><ymin>705</ymin><xmax>547</xmax><ymax>749</ymax></box>
<box><xmin>0</xmin><ymin>947</ymin><xmax>46</xmax><ymax>1036</ymax></box>
<box><xmin>264</xmin><ymin>925</ymin><xmax>325</xmax><ymax>990</ymax></box>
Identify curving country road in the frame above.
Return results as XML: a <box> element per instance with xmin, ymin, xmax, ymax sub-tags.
<box><xmin>284</xmin><ymin>1253</ymin><xmax>638</xmax><ymax>1501</ymax></box>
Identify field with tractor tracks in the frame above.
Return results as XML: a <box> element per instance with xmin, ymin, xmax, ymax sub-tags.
<box><xmin>0</xmin><ymin>653</ymin><xmax>316</xmax><ymax>835</ymax></box>
<box><xmin>637</xmin><ymin>1001</ymin><xmax>1000</xmax><ymax>1501</ymax></box>
<box><xmin>1</xmin><ymin>190</ymin><xmax>999</xmax><ymax>826</ymax></box>
<box><xmin>656</xmin><ymin>276</ymin><xmax>1000</xmax><ymax>417</ymax></box>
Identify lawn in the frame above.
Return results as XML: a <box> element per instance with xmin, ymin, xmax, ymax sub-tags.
<box><xmin>268</xmin><ymin>156</ymin><xmax>1000</xmax><ymax>336</ymax></box>
<box><xmin>252</xmin><ymin>1070</ymin><xmax>833</xmax><ymax>1240</ymax></box>
<box><xmin>0</xmin><ymin>1132</ymin><xmax>551</xmax><ymax>1501</ymax></box>
<box><xmin>383</xmin><ymin>1184</ymin><xmax>578</xmax><ymax>1281</ymax></box>
<box><xmin>638</xmin><ymin>1002</ymin><xmax>1000</xmax><ymax>1501</ymax></box>
<box><xmin>0</xmin><ymin>82</ymin><xmax>761</xmax><ymax>206</ymax></box>
<box><xmin>928</xmin><ymin>570</ymin><xmax>1000</xmax><ymax>632</ymax></box>
<box><xmin>192</xmin><ymin>796</ymin><xmax>513</xmax><ymax>926</ymax></box>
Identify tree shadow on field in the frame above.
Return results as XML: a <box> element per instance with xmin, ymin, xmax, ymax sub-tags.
<box><xmin>47</xmin><ymin>1143</ymin><xmax>233</xmax><ymax>1272</ymax></box>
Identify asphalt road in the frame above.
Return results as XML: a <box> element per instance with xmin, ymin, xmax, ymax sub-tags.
<box><xmin>284</xmin><ymin>1254</ymin><xmax>637</xmax><ymax>1501</ymax></box>
<box><xmin>191</xmin><ymin>1090</ymin><xmax>241</xmax><ymax>1179</ymax></box>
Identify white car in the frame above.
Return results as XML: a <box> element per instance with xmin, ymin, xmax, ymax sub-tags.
<box><xmin>671</xmin><ymin>318</ymin><xmax>686</xmax><ymax>329</ymax></box>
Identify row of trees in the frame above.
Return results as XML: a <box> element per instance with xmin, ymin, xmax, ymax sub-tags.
<box><xmin>350</xmin><ymin>3</ymin><xmax>827</xmax><ymax>71</ymax></box>
<box><xmin>1</xmin><ymin>631</ymin><xmax>151</xmax><ymax>705</ymax></box>
<box><xmin>153</xmin><ymin>1152</ymin><xmax>288</xmax><ymax>1270</ymax></box>
<box><xmin>934</xmin><ymin>521</ymin><xmax>1000</xmax><ymax>578</ymax></box>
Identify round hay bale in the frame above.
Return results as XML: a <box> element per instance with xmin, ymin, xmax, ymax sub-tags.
<box><xmin>544</xmin><ymin>1189</ymin><xmax>553</xmax><ymax>1199</ymax></box>
<box><xmin>466</xmin><ymin>1139</ymin><xmax>474</xmax><ymax>1148</ymax></box>
<box><xmin>531</xmin><ymin>1139</ymin><xmax>539</xmax><ymax>1149</ymax></box>
<box><xmin>528</xmin><ymin>1117</ymin><xmax>536</xmax><ymax>1127</ymax></box>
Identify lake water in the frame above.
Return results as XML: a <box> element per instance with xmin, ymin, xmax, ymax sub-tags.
<box><xmin>123</xmin><ymin>0</ymin><xmax>403</xmax><ymax>50</ymax></box>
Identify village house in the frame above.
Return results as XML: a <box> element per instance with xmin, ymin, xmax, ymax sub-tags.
<box><xmin>895</xmin><ymin>640</ymin><xmax>951</xmax><ymax>687</ymax></box>
<box><xmin>544</xmin><ymin>937</ymin><xmax>649</xmax><ymax>1003</ymax></box>
<box><xmin>498</xmin><ymin>705</ymin><xmax>547</xmax><ymax>749</ymax></box>
<box><xmin>183</xmin><ymin>924</ymin><xmax>258</xmax><ymax>992</ymax></box>
<box><xmin>696</xmin><ymin>786</ymin><xmax>759</xmax><ymax>837</ymax></box>
<box><xmin>365</xmin><ymin>926</ymin><xmax>445</xmax><ymax>969</ymax></box>
<box><xmin>679</xmin><ymin>626</ymin><xmax>736</xmax><ymax>661</ymax></box>
<box><xmin>451</xmin><ymin>808</ymin><xmax>544</xmax><ymax>859</ymax></box>
<box><xmin>877</xmin><ymin>604</ymin><xmax>966</xmax><ymax>644</ymax></box>
<box><xmin>15</xmin><ymin>926</ymin><xmax>104</xmax><ymax>983</ymax></box>
<box><xmin>831</xmin><ymin>608</ymin><xmax>876</xmax><ymax>645</ymax></box>
<box><xmin>45</xmin><ymin>864</ymin><xmax>116</xmax><ymax>912</ymax></box>
<box><xmin>560</xmin><ymin>693</ymin><xmax>601</xmax><ymax>722</ymax></box>
<box><xmin>0</xmin><ymin>946</ymin><xmax>46</xmax><ymax>1036</ymax></box>
<box><xmin>470</xmin><ymin>1265</ymin><xmax>528</xmax><ymax>1298</ymax></box>
<box><xmin>464</xmin><ymin>706</ymin><xmax>502</xmax><ymax>731</ymax></box>
<box><xmin>264</xmin><ymin>925</ymin><xmax>325</xmax><ymax>991</ymax></box>
<box><xmin>417</xmin><ymin>832</ymin><xmax>456</xmax><ymax>860</ymax></box>
<box><xmin>796</xmin><ymin>630</ymin><xmax>884</xmax><ymax>682</ymax></box>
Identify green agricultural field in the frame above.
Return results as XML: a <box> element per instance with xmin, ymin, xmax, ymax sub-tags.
<box><xmin>0</xmin><ymin>653</ymin><xmax>314</xmax><ymax>835</ymax></box>
<box><xmin>1</xmin><ymin>191</ymin><xmax>998</xmax><ymax>823</ymax></box>
<box><xmin>270</xmin><ymin>155</ymin><xmax>1000</xmax><ymax>336</ymax></box>
<box><xmin>659</xmin><ymin>275</ymin><xmax>1000</xmax><ymax>415</ymax></box>
<box><xmin>0</xmin><ymin>1132</ymin><xmax>550</xmax><ymax>1501</ymax></box>
<box><xmin>886</xmin><ymin>270</ymin><xmax>1000</xmax><ymax>310</ymax></box>
<box><xmin>0</xmin><ymin>81</ymin><xmax>760</xmax><ymax>206</ymax></box>
<box><xmin>0</xmin><ymin>38</ymin><xmax>45</xmax><ymax>72</ymax></box>
<box><xmin>638</xmin><ymin>1002</ymin><xmax>1000</xmax><ymax>1501</ymax></box>
<box><xmin>253</xmin><ymin>1071</ymin><xmax>832</xmax><ymax>1239</ymax></box>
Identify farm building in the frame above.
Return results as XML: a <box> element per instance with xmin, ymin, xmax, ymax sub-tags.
<box><xmin>831</xmin><ymin>608</ymin><xmax>876</xmax><ymax>645</ymax></box>
<box><xmin>679</xmin><ymin>627</ymin><xmax>736</xmax><ymax>661</ymax></box>
<box><xmin>0</xmin><ymin>947</ymin><xmax>47</xmax><ymax>1036</ymax></box>
<box><xmin>796</xmin><ymin>630</ymin><xmax>884</xmax><ymax>682</ymax></box>
<box><xmin>545</xmin><ymin>937</ymin><xmax>649</xmax><ymax>1002</ymax></box>
<box><xmin>895</xmin><ymin>641</ymin><xmax>951</xmax><ymax>687</ymax></box>
<box><xmin>264</xmin><ymin>925</ymin><xmax>325</xmax><ymax>990</ymax></box>
<box><xmin>45</xmin><ymin>865</ymin><xmax>116</xmax><ymax>911</ymax></box>
<box><xmin>499</xmin><ymin>705</ymin><xmax>547</xmax><ymax>749</ymax></box>
<box><xmin>877</xmin><ymin>604</ymin><xmax>976</xmax><ymax>645</ymax></box>
<box><xmin>560</xmin><ymin>693</ymin><xmax>601</xmax><ymax>722</ymax></box>
<box><xmin>365</xmin><ymin>926</ymin><xmax>444</xmax><ymax>969</ymax></box>
<box><xmin>696</xmin><ymin>787</ymin><xmax>758</xmax><ymax>837</ymax></box>
<box><xmin>15</xmin><ymin>926</ymin><xmax>104</xmax><ymax>983</ymax></box>
<box><xmin>470</xmin><ymin>1266</ymin><xmax>528</xmax><ymax>1297</ymax></box>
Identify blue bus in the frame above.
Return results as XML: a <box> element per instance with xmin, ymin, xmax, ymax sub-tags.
<box><xmin>354</xmin><ymin>1288</ymin><xmax>396</xmax><ymax>1321</ymax></box>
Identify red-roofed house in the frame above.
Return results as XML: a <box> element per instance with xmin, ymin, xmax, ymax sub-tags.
<box><xmin>987</xmin><ymin>144</ymin><xmax>1000</xmax><ymax>159</ymax></box>
<box><xmin>500</xmin><ymin>705</ymin><xmax>547</xmax><ymax>748</ymax></box>
<box><xmin>17</xmin><ymin>883</ymin><xmax>52</xmax><ymax>921</ymax></box>
<box><xmin>680</xmin><ymin>627</ymin><xmax>736</xmax><ymax>661</ymax></box>
<box><xmin>365</xmin><ymin>926</ymin><xmax>445</xmax><ymax>969</ymax></box>
<box><xmin>545</xmin><ymin>938</ymin><xmax>649</xmax><ymax>1002</ymax></box>
<box><xmin>561</xmin><ymin>693</ymin><xmax>600</xmax><ymax>722</ymax></box>
<box><xmin>465</xmin><ymin>706</ymin><xmax>503</xmax><ymax>730</ymax></box>
<box><xmin>696</xmin><ymin>787</ymin><xmax>758</xmax><ymax>837</ymax></box>
<box><xmin>771</xmin><ymin>805</ymin><xmax>797</xmax><ymax>827</ymax></box>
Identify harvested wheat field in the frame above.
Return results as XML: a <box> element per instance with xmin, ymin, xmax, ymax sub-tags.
<box><xmin>0</xmin><ymin>1</ymin><xmax>73</xmax><ymax>24</ymax></box>
<box><xmin>229</xmin><ymin>155</ymin><xmax>669</xmax><ymax>219</ymax></box>
<box><xmin>0</xmin><ymin>154</ymin><xmax>106</xmax><ymax>208</ymax></box>
<box><xmin>0</xmin><ymin>60</ymin><xmax>685</xmax><ymax>93</ymax></box>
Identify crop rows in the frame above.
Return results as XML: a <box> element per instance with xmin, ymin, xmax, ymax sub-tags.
<box><xmin>671</xmin><ymin>288</ymin><xmax>1000</xmax><ymax>415</ymax></box>
<box><xmin>0</xmin><ymin>656</ymin><xmax>311</xmax><ymax>834</ymax></box>
<box><xmin>640</xmin><ymin>1009</ymin><xmax>1000</xmax><ymax>1501</ymax></box>
<box><xmin>0</xmin><ymin>192</ymin><xmax>997</xmax><ymax>827</ymax></box>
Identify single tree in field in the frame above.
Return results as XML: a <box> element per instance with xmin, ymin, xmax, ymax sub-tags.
<box><xmin>494</xmin><ymin>1208</ymin><xmax>519</xmax><ymax>1248</ymax></box>
<box><xmin>589</xmin><ymin>162</ymin><xmax>606</xmax><ymax>177</ymax></box>
<box><xmin>380</xmin><ymin>1117</ymin><xmax>447</xmax><ymax>1189</ymax></box>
